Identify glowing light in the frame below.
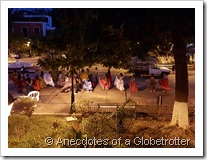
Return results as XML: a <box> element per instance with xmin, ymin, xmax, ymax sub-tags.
<box><xmin>26</xmin><ymin>41</ymin><xmax>30</xmax><ymax>47</ymax></box>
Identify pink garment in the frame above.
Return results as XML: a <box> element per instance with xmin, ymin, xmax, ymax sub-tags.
<box><xmin>99</xmin><ymin>78</ymin><xmax>110</xmax><ymax>90</ymax></box>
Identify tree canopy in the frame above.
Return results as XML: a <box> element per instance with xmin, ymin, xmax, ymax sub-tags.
<box><xmin>9</xmin><ymin>8</ymin><xmax>194</xmax><ymax>70</ymax></box>
<box><xmin>36</xmin><ymin>8</ymin><xmax>194</xmax><ymax>70</ymax></box>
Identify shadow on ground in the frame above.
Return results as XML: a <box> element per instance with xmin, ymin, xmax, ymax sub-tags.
<box><xmin>138</xmin><ymin>85</ymin><xmax>147</xmax><ymax>91</ymax></box>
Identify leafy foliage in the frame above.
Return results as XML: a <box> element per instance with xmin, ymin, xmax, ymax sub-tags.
<box><xmin>11</xmin><ymin>97</ymin><xmax>36</xmax><ymax>117</ymax></box>
<box><xmin>8</xmin><ymin>37</ymin><xmax>31</xmax><ymax>56</ymax></box>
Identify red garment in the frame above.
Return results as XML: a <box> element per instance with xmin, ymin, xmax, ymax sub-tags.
<box><xmin>130</xmin><ymin>80</ymin><xmax>138</xmax><ymax>92</ymax></box>
<box><xmin>159</xmin><ymin>77</ymin><xmax>170</xmax><ymax>90</ymax></box>
<box><xmin>99</xmin><ymin>78</ymin><xmax>110</xmax><ymax>90</ymax></box>
<box><xmin>34</xmin><ymin>79</ymin><xmax>41</xmax><ymax>91</ymax></box>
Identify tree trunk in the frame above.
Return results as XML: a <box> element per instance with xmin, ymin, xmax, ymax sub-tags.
<box><xmin>170</xmin><ymin>36</ymin><xmax>189</xmax><ymax>129</ymax></box>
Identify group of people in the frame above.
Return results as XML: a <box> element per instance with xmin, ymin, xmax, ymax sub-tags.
<box><xmin>56</xmin><ymin>69</ymin><xmax>96</xmax><ymax>94</ymax></box>
<box><xmin>98</xmin><ymin>70</ymin><xmax>126</xmax><ymax>91</ymax></box>
<box><xmin>9</xmin><ymin>68</ymin><xmax>170</xmax><ymax>96</ymax></box>
<box><xmin>57</xmin><ymin>68</ymin><xmax>127</xmax><ymax>93</ymax></box>
<box><xmin>146</xmin><ymin>74</ymin><xmax>170</xmax><ymax>92</ymax></box>
<box><xmin>43</xmin><ymin>68</ymin><xmax>170</xmax><ymax>93</ymax></box>
<box><xmin>98</xmin><ymin>71</ymin><xmax>171</xmax><ymax>93</ymax></box>
<box><xmin>98</xmin><ymin>70</ymin><xmax>138</xmax><ymax>92</ymax></box>
<box><xmin>9</xmin><ymin>70</ymin><xmax>47</xmax><ymax>94</ymax></box>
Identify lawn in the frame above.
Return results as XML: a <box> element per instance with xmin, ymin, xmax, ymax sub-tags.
<box><xmin>8</xmin><ymin>113</ymin><xmax>195</xmax><ymax>148</ymax></box>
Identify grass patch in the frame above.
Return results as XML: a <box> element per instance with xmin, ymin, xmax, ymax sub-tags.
<box><xmin>8</xmin><ymin>114</ymin><xmax>195</xmax><ymax>148</ymax></box>
<box><xmin>8</xmin><ymin>114</ymin><xmax>80</xmax><ymax>148</ymax></box>
<box><xmin>11</xmin><ymin>97</ymin><xmax>36</xmax><ymax>117</ymax></box>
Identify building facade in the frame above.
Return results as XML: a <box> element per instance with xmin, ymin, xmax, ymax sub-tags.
<box><xmin>12</xmin><ymin>15</ymin><xmax>55</xmax><ymax>37</ymax></box>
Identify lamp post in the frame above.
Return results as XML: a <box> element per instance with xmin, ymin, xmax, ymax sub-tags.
<box><xmin>70</xmin><ymin>69</ymin><xmax>75</xmax><ymax>114</ymax></box>
<box><xmin>62</xmin><ymin>55</ymin><xmax>75</xmax><ymax>114</ymax></box>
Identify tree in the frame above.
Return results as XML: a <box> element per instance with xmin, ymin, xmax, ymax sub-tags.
<box><xmin>38</xmin><ymin>9</ymin><xmax>134</xmax><ymax>70</ymax></box>
<box><xmin>97</xmin><ymin>24</ymin><xmax>133</xmax><ymax>69</ymax></box>
<box><xmin>170</xmin><ymin>35</ymin><xmax>189</xmax><ymax>129</ymax></box>
<box><xmin>169</xmin><ymin>9</ymin><xmax>195</xmax><ymax>129</ymax></box>
<box><xmin>114</xmin><ymin>8</ymin><xmax>194</xmax><ymax>129</ymax></box>
<box><xmin>33</xmin><ymin>9</ymin><xmax>194</xmax><ymax>127</ymax></box>
<box><xmin>126</xmin><ymin>9</ymin><xmax>194</xmax><ymax>129</ymax></box>
<box><xmin>8</xmin><ymin>36</ymin><xmax>31</xmax><ymax>56</ymax></box>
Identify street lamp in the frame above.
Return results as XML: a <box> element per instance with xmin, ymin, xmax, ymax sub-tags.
<box><xmin>61</xmin><ymin>55</ymin><xmax>75</xmax><ymax>114</ymax></box>
<box><xmin>27</xmin><ymin>41</ymin><xmax>31</xmax><ymax>57</ymax></box>
<box><xmin>70</xmin><ymin>71</ymin><xmax>75</xmax><ymax>113</ymax></box>
<box><xmin>70</xmin><ymin>69</ymin><xmax>75</xmax><ymax>114</ymax></box>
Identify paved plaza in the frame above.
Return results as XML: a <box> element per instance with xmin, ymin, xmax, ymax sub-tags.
<box><xmin>8</xmin><ymin>57</ymin><xmax>195</xmax><ymax>115</ymax></box>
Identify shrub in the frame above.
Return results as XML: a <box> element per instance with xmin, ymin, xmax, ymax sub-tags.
<box><xmin>11</xmin><ymin>96</ymin><xmax>36</xmax><ymax>117</ymax></box>
<box><xmin>72</xmin><ymin>100</ymin><xmax>93</xmax><ymax>113</ymax></box>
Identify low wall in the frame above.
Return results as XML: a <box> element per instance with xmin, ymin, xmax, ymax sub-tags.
<box><xmin>81</xmin><ymin>104</ymin><xmax>195</xmax><ymax>117</ymax></box>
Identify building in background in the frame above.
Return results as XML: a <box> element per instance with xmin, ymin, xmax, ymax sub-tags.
<box><xmin>12</xmin><ymin>15</ymin><xmax>55</xmax><ymax>37</ymax></box>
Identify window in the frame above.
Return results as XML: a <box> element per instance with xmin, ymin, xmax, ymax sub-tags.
<box><xmin>33</xmin><ymin>27</ymin><xmax>40</xmax><ymax>35</ymax></box>
<box><xmin>22</xmin><ymin>27</ymin><xmax>28</xmax><ymax>37</ymax></box>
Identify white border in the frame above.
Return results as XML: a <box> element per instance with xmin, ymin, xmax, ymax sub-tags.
<box><xmin>1</xmin><ymin>0</ymin><xmax>203</xmax><ymax>157</ymax></box>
